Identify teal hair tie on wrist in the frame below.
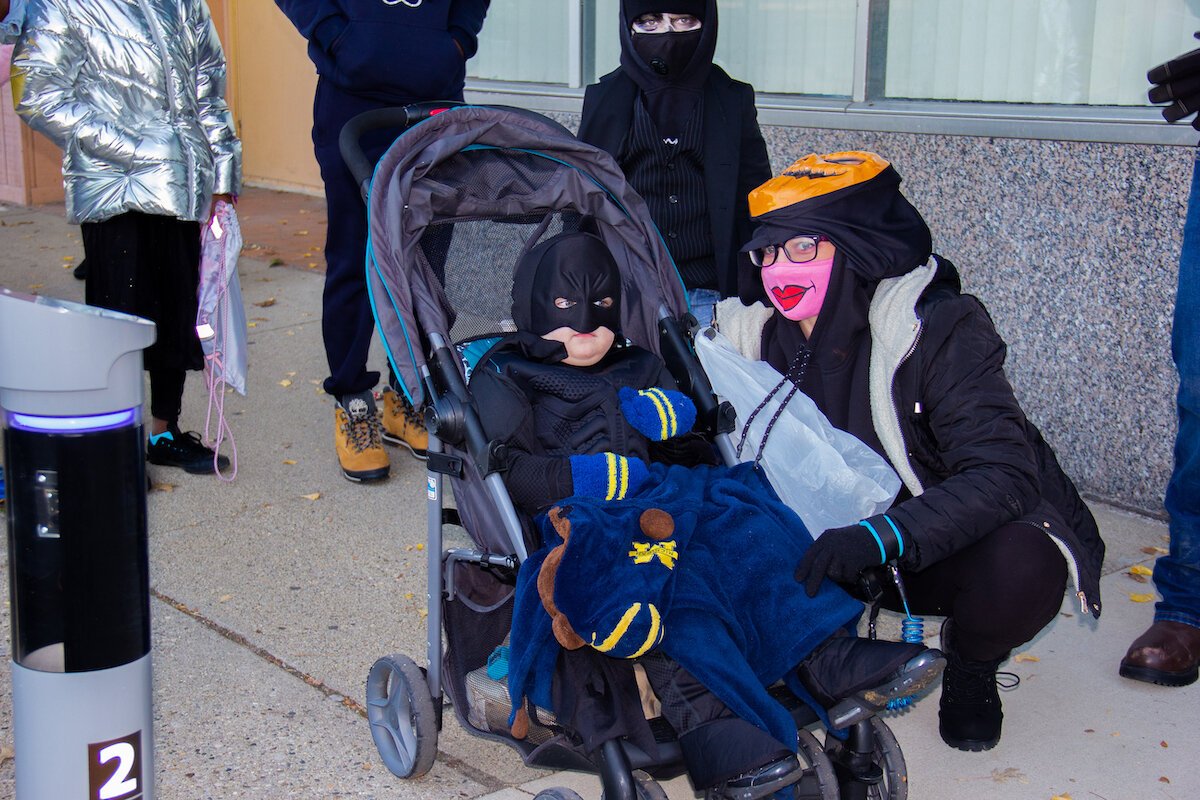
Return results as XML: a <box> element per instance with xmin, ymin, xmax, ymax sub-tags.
<box><xmin>858</xmin><ymin>519</ymin><xmax>888</xmax><ymax>564</ymax></box>
<box><xmin>882</xmin><ymin>514</ymin><xmax>904</xmax><ymax>557</ymax></box>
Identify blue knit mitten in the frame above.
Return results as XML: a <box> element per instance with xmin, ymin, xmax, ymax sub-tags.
<box><xmin>569</xmin><ymin>452</ymin><xmax>650</xmax><ymax>501</ymax></box>
<box><xmin>618</xmin><ymin>386</ymin><xmax>696</xmax><ymax>441</ymax></box>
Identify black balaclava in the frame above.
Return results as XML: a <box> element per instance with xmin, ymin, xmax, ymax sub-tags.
<box><xmin>511</xmin><ymin>231</ymin><xmax>623</xmax><ymax>337</ymax></box>
<box><xmin>618</xmin><ymin>0</ymin><xmax>717</xmax><ymax>138</ymax></box>
<box><xmin>748</xmin><ymin>153</ymin><xmax>932</xmax><ymax>459</ymax></box>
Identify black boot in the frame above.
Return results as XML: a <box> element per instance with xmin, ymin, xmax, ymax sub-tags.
<box><xmin>796</xmin><ymin>634</ymin><xmax>945</xmax><ymax>730</ymax></box>
<box><xmin>938</xmin><ymin>621</ymin><xmax>1006</xmax><ymax>751</ymax></box>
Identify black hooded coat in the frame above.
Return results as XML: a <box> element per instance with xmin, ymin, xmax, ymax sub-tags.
<box><xmin>752</xmin><ymin>168</ymin><xmax>1105</xmax><ymax>618</ymax></box>
<box><xmin>578</xmin><ymin>0</ymin><xmax>771</xmax><ymax>301</ymax></box>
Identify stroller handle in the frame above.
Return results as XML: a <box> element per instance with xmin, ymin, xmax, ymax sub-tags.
<box><xmin>338</xmin><ymin>102</ymin><xmax>467</xmax><ymax>203</ymax></box>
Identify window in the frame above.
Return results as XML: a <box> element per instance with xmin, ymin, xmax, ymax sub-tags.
<box><xmin>468</xmin><ymin>0</ymin><xmax>1200</xmax><ymax>144</ymax></box>
<box><xmin>883</xmin><ymin>0</ymin><xmax>1200</xmax><ymax>106</ymax></box>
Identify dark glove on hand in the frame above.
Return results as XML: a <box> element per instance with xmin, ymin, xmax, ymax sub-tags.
<box><xmin>794</xmin><ymin>514</ymin><xmax>905</xmax><ymax>598</ymax></box>
<box><xmin>1148</xmin><ymin>32</ymin><xmax>1200</xmax><ymax>130</ymax></box>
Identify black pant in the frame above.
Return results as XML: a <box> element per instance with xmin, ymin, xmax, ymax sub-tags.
<box><xmin>873</xmin><ymin>522</ymin><xmax>1069</xmax><ymax>662</ymax></box>
<box><xmin>82</xmin><ymin>212</ymin><xmax>202</xmax><ymax>425</ymax></box>
<box><xmin>640</xmin><ymin>653</ymin><xmax>791</xmax><ymax>789</ymax></box>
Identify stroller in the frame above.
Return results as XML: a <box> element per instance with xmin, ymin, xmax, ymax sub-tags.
<box><xmin>342</xmin><ymin>103</ymin><xmax>912</xmax><ymax>800</ymax></box>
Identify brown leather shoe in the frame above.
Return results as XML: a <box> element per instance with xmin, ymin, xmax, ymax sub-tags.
<box><xmin>1119</xmin><ymin>621</ymin><xmax>1200</xmax><ymax>687</ymax></box>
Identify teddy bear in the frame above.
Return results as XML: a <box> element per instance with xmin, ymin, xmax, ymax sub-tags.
<box><xmin>511</xmin><ymin>503</ymin><xmax>676</xmax><ymax>739</ymax></box>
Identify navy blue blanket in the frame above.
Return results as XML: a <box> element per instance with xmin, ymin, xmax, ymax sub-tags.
<box><xmin>506</xmin><ymin>461</ymin><xmax>862</xmax><ymax>748</ymax></box>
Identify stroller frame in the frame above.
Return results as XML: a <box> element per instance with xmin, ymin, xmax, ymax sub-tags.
<box><xmin>342</xmin><ymin>103</ymin><xmax>910</xmax><ymax>800</ymax></box>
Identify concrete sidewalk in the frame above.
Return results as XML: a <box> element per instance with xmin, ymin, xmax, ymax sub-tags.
<box><xmin>0</xmin><ymin>191</ymin><xmax>1196</xmax><ymax>800</ymax></box>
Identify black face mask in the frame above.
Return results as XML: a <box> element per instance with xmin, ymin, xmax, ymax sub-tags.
<box><xmin>632</xmin><ymin>29</ymin><xmax>702</xmax><ymax>80</ymax></box>
<box><xmin>512</xmin><ymin>232</ymin><xmax>623</xmax><ymax>336</ymax></box>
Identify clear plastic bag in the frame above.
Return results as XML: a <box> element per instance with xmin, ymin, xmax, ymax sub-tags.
<box><xmin>195</xmin><ymin>200</ymin><xmax>246</xmax><ymax>479</ymax></box>
<box><xmin>196</xmin><ymin>200</ymin><xmax>247</xmax><ymax>395</ymax></box>
<box><xmin>694</xmin><ymin>328</ymin><xmax>900</xmax><ymax>536</ymax></box>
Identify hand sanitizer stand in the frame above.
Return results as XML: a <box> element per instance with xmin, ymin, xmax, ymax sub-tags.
<box><xmin>0</xmin><ymin>289</ymin><xmax>157</xmax><ymax>800</ymax></box>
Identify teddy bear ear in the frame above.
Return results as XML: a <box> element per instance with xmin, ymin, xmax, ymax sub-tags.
<box><xmin>511</xmin><ymin>706</ymin><xmax>530</xmax><ymax>740</ymax></box>
<box><xmin>547</xmin><ymin>506</ymin><xmax>573</xmax><ymax>541</ymax></box>
<box><xmin>552</xmin><ymin>614</ymin><xmax>586</xmax><ymax>650</ymax></box>
<box><xmin>640</xmin><ymin>508</ymin><xmax>675</xmax><ymax>540</ymax></box>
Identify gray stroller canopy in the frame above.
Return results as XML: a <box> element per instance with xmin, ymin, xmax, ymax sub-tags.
<box><xmin>366</xmin><ymin>105</ymin><xmax>689</xmax><ymax>406</ymax></box>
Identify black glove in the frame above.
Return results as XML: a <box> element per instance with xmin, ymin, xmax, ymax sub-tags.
<box><xmin>1148</xmin><ymin>33</ymin><xmax>1200</xmax><ymax>130</ymax></box>
<box><xmin>794</xmin><ymin>514</ymin><xmax>905</xmax><ymax>598</ymax></box>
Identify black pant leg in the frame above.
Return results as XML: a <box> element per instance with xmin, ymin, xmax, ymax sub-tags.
<box><xmin>640</xmin><ymin>653</ymin><xmax>791</xmax><ymax>789</ymax></box>
<box><xmin>885</xmin><ymin>522</ymin><xmax>1069</xmax><ymax>662</ymax></box>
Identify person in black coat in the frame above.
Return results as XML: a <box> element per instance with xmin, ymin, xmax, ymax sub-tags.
<box><xmin>732</xmin><ymin>151</ymin><xmax>1105</xmax><ymax>753</ymax></box>
<box><xmin>578</xmin><ymin>0</ymin><xmax>771</xmax><ymax>325</ymax></box>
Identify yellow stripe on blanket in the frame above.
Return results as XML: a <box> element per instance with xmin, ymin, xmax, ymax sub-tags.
<box><xmin>591</xmin><ymin>602</ymin><xmax>663</xmax><ymax>658</ymax></box>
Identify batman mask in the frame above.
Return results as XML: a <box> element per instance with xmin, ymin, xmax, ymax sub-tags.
<box><xmin>512</xmin><ymin>231</ymin><xmax>623</xmax><ymax>337</ymax></box>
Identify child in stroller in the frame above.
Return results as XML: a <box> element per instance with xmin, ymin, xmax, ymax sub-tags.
<box><xmin>469</xmin><ymin>229</ymin><xmax>944</xmax><ymax>797</ymax></box>
<box><xmin>349</xmin><ymin>103</ymin><xmax>940</xmax><ymax>800</ymax></box>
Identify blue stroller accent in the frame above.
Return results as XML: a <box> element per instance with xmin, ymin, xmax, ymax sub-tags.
<box><xmin>341</xmin><ymin>103</ymin><xmax>912</xmax><ymax>800</ymax></box>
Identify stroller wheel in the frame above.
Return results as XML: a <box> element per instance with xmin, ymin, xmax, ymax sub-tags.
<box><xmin>863</xmin><ymin>717</ymin><xmax>907</xmax><ymax>800</ymax></box>
<box><xmin>795</xmin><ymin>729</ymin><xmax>840</xmax><ymax>800</ymax></box>
<box><xmin>534</xmin><ymin>790</ymin><xmax>585</xmax><ymax>800</ymax></box>
<box><xmin>366</xmin><ymin>653</ymin><xmax>439</xmax><ymax>779</ymax></box>
<box><xmin>818</xmin><ymin>717</ymin><xmax>908</xmax><ymax>800</ymax></box>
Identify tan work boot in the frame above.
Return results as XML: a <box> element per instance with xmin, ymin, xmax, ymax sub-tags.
<box><xmin>334</xmin><ymin>391</ymin><xmax>390</xmax><ymax>482</ymax></box>
<box><xmin>380</xmin><ymin>386</ymin><xmax>429</xmax><ymax>460</ymax></box>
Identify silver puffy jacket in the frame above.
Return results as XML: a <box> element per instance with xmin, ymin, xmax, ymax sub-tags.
<box><xmin>12</xmin><ymin>0</ymin><xmax>241</xmax><ymax>224</ymax></box>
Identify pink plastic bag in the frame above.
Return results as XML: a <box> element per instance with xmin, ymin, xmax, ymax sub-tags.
<box><xmin>196</xmin><ymin>199</ymin><xmax>246</xmax><ymax>479</ymax></box>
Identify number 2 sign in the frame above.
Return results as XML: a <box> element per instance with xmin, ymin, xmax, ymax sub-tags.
<box><xmin>87</xmin><ymin>731</ymin><xmax>143</xmax><ymax>800</ymax></box>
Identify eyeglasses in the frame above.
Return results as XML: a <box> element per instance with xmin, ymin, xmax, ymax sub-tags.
<box><xmin>631</xmin><ymin>13</ymin><xmax>703</xmax><ymax>34</ymax></box>
<box><xmin>748</xmin><ymin>235</ymin><xmax>829</xmax><ymax>268</ymax></box>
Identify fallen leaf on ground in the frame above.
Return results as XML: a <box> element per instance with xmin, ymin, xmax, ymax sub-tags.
<box><xmin>1050</xmin><ymin>794</ymin><xmax>1072</xmax><ymax>800</ymax></box>
<box><xmin>988</xmin><ymin>767</ymin><xmax>1027</xmax><ymax>783</ymax></box>
<box><xmin>1160</xmin><ymin>776</ymin><xmax>1171</xmax><ymax>783</ymax></box>
<box><xmin>1013</xmin><ymin>653</ymin><xmax>1040</xmax><ymax>662</ymax></box>
<box><xmin>1161</xmin><ymin>740</ymin><xmax>1169</xmax><ymax>748</ymax></box>
<box><xmin>62</xmin><ymin>255</ymin><xmax>74</xmax><ymax>262</ymax></box>
<box><xmin>279</xmin><ymin>379</ymin><xmax>292</xmax><ymax>387</ymax></box>
<box><xmin>286</xmin><ymin>371</ymin><xmax>297</xmax><ymax>377</ymax></box>
<box><xmin>1129</xmin><ymin>564</ymin><xmax>1153</xmax><ymax>576</ymax></box>
<box><xmin>150</xmin><ymin>482</ymin><xmax>178</xmax><ymax>493</ymax></box>
<box><xmin>301</xmin><ymin>492</ymin><xmax>321</xmax><ymax>501</ymax></box>
<box><xmin>219</xmin><ymin>594</ymin><xmax>232</xmax><ymax>603</ymax></box>
<box><xmin>1141</xmin><ymin>546</ymin><xmax>1169</xmax><ymax>555</ymax></box>
<box><xmin>247</xmin><ymin>321</ymin><xmax>257</xmax><ymax>328</ymax></box>
<box><xmin>1129</xmin><ymin>593</ymin><xmax>1154</xmax><ymax>603</ymax></box>
<box><xmin>254</xmin><ymin>297</ymin><xmax>277</xmax><ymax>308</ymax></box>
<box><xmin>282</xmin><ymin>459</ymin><xmax>297</xmax><ymax>465</ymax></box>
<box><xmin>1126</xmin><ymin>573</ymin><xmax>1148</xmax><ymax>583</ymax></box>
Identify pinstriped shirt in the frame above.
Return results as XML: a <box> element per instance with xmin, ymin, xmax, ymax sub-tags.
<box><xmin>620</xmin><ymin>98</ymin><xmax>717</xmax><ymax>290</ymax></box>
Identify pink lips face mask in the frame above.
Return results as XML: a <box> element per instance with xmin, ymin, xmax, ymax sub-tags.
<box><xmin>761</xmin><ymin>255</ymin><xmax>835</xmax><ymax>321</ymax></box>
